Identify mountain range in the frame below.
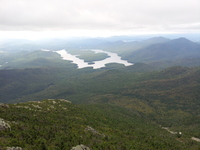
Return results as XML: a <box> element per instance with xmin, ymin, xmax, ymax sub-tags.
<box><xmin>125</xmin><ymin>38</ymin><xmax>200</xmax><ymax>64</ymax></box>
<box><xmin>1</xmin><ymin>36</ymin><xmax>200</xmax><ymax>69</ymax></box>
<box><xmin>0</xmin><ymin>35</ymin><xmax>200</xmax><ymax>149</ymax></box>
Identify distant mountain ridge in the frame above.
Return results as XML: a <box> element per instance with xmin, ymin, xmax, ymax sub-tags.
<box><xmin>125</xmin><ymin>37</ymin><xmax>200</xmax><ymax>67</ymax></box>
<box><xmin>140</xmin><ymin>36</ymin><xmax>170</xmax><ymax>45</ymax></box>
<box><xmin>1</xmin><ymin>36</ymin><xmax>200</xmax><ymax>69</ymax></box>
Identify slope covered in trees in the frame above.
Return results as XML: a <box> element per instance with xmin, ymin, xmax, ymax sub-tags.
<box><xmin>1</xmin><ymin>99</ymin><xmax>200</xmax><ymax>150</ymax></box>
<box><xmin>0</xmin><ymin>35</ymin><xmax>200</xmax><ymax>149</ymax></box>
<box><xmin>0</xmin><ymin>65</ymin><xmax>200</xmax><ymax>143</ymax></box>
<box><xmin>124</xmin><ymin>38</ymin><xmax>200</xmax><ymax>67</ymax></box>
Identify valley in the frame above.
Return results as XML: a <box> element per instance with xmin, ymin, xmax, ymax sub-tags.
<box><xmin>0</xmin><ymin>35</ymin><xmax>200</xmax><ymax>149</ymax></box>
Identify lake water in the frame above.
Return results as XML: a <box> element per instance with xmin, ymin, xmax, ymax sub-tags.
<box><xmin>43</xmin><ymin>49</ymin><xmax>133</xmax><ymax>69</ymax></box>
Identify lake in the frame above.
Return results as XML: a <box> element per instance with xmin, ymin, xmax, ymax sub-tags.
<box><xmin>43</xmin><ymin>49</ymin><xmax>133</xmax><ymax>69</ymax></box>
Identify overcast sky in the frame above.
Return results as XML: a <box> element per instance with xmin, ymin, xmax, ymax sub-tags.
<box><xmin>0</xmin><ymin>0</ymin><xmax>199</xmax><ymax>39</ymax></box>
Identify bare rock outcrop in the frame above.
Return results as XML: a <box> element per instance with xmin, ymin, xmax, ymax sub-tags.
<box><xmin>6</xmin><ymin>147</ymin><xmax>23</xmax><ymax>150</ymax></box>
<box><xmin>191</xmin><ymin>137</ymin><xmax>200</xmax><ymax>142</ymax></box>
<box><xmin>0</xmin><ymin>118</ymin><xmax>11</xmax><ymax>131</ymax></box>
<box><xmin>71</xmin><ymin>144</ymin><xmax>90</xmax><ymax>150</ymax></box>
<box><xmin>85</xmin><ymin>126</ymin><xmax>105</xmax><ymax>137</ymax></box>
<box><xmin>0</xmin><ymin>103</ymin><xmax>9</xmax><ymax>108</ymax></box>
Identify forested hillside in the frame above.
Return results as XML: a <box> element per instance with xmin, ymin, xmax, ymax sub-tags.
<box><xmin>0</xmin><ymin>36</ymin><xmax>200</xmax><ymax>149</ymax></box>
<box><xmin>1</xmin><ymin>99</ymin><xmax>200</xmax><ymax>150</ymax></box>
<box><xmin>0</xmin><ymin>65</ymin><xmax>200</xmax><ymax>146</ymax></box>
<box><xmin>123</xmin><ymin>38</ymin><xmax>200</xmax><ymax>68</ymax></box>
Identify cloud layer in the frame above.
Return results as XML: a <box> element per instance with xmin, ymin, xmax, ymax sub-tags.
<box><xmin>0</xmin><ymin>0</ymin><xmax>199</xmax><ymax>36</ymax></box>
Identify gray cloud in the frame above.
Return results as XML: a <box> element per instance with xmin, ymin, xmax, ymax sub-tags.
<box><xmin>0</xmin><ymin>0</ymin><xmax>199</xmax><ymax>35</ymax></box>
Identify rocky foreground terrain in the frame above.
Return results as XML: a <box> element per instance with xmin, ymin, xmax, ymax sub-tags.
<box><xmin>1</xmin><ymin>99</ymin><xmax>200</xmax><ymax>150</ymax></box>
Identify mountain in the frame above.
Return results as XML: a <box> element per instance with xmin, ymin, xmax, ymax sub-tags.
<box><xmin>93</xmin><ymin>36</ymin><xmax>170</xmax><ymax>56</ymax></box>
<box><xmin>140</xmin><ymin>36</ymin><xmax>170</xmax><ymax>45</ymax></box>
<box><xmin>1</xmin><ymin>36</ymin><xmax>199</xmax><ymax>68</ymax></box>
<box><xmin>0</xmin><ymin>39</ymin><xmax>40</xmax><ymax>52</ymax></box>
<box><xmin>125</xmin><ymin>38</ymin><xmax>200</xmax><ymax>66</ymax></box>
<box><xmin>0</xmin><ymin>36</ymin><xmax>200</xmax><ymax>149</ymax></box>
<box><xmin>0</xmin><ymin>66</ymin><xmax>200</xmax><ymax>128</ymax></box>
<box><xmin>1</xmin><ymin>99</ymin><xmax>199</xmax><ymax>150</ymax></box>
